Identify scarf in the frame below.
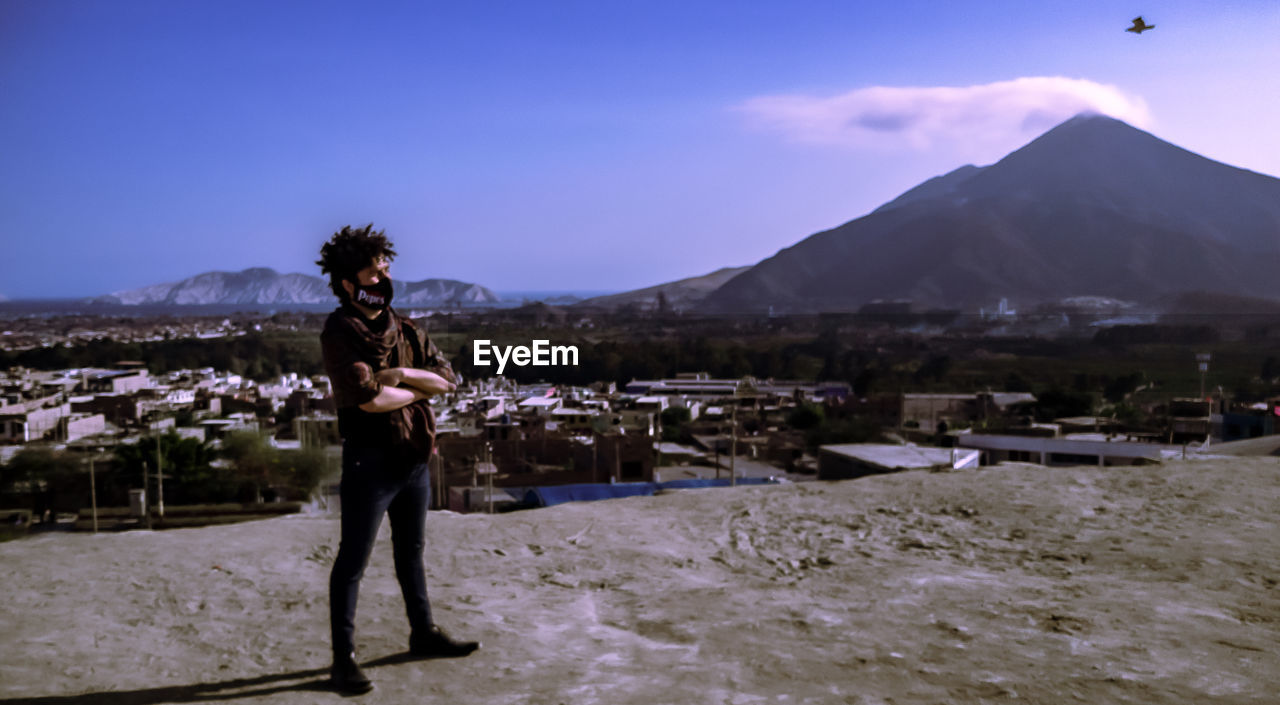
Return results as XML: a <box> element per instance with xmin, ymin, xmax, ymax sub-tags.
<box><xmin>333</xmin><ymin>304</ymin><xmax>436</xmax><ymax>460</ymax></box>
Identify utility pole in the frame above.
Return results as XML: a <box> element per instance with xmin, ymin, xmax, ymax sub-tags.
<box><xmin>155</xmin><ymin>432</ymin><xmax>165</xmax><ymax>519</ymax></box>
<box><xmin>88</xmin><ymin>452</ymin><xmax>99</xmax><ymax>534</ymax></box>
<box><xmin>730</xmin><ymin>377</ymin><xmax>759</xmax><ymax>487</ymax></box>
<box><xmin>484</xmin><ymin>443</ymin><xmax>493</xmax><ymax>515</ymax></box>
<box><xmin>142</xmin><ymin>438</ymin><xmax>152</xmax><ymax>530</ymax></box>
<box><xmin>655</xmin><ymin>416</ymin><xmax>662</xmax><ymax>474</ymax></box>
<box><xmin>1196</xmin><ymin>353</ymin><xmax>1212</xmax><ymax>401</ymax></box>
<box><xmin>78</xmin><ymin>444</ymin><xmax>100</xmax><ymax>534</ymax></box>
<box><xmin>486</xmin><ymin>448</ymin><xmax>495</xmax><ymax>515</ymax></box>
<box><xmin>730</xmin><ymin>403</ymin><xmax>737</xmax><ymax>487</ymax></box>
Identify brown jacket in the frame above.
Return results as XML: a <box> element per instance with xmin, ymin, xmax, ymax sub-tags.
<box><xmin>321</xmin><ymin>305</ymin><xmax>454</xmax><ymax>458</ymax></box>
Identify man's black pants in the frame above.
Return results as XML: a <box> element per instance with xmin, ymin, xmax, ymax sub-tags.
<box><xmin>329</xmin><ymin>442</ymin><xmax>433</xmax><ymax>657</ymax></box>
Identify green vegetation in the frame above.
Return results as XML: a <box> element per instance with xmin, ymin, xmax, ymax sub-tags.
<box><xmin>802</xmin><ymin>414</ymin><xmax>882</xmax><ymax>449</ymax></box>
<box><xmin>113</xmin><ymin>432</ymin><xmax>225</xmax><ymax>505</ymax></box>
<box><xmin>5</xmin><ymin>315</ymin><xmax>1278</xmax><ymax>467</ymax></box>
<box><xmin>660</xmin><ymin>406</ymin><xmax>692</xmax><ymax>442</ymax></box>
<box><xmin>0</xmin><ymin>332</ymin><xmax>323</xmax><ymax>381</ymax></box>
<box><xmin>214</xmin><ymin>431</ymin><xmax>328</xmax><ymax>503</ymax></box>
<box><xmin>215</xmin><ymin>431</ymin><xmax>326</xmax><ymax>503</ymax></box>
<box><xmin>6</xmin><ymin>317</ymin><xmax>1276</xmax><ymax>406</ymax></box>
<box><xmin>787</xmin><ymin>403</ymin><xmax>825</xmax><ymax>431</ymax></box>
<box><xmin>0</xmin><ymin>431</ymin><xmax>328</xmax><ymax>521</ymax></box>
<box><xmin>0</xmin><ymin>447</ymin><xmax>82</xmax><ymax>519</ymax></box>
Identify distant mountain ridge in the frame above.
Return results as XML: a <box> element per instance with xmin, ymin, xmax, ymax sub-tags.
<box><xmin>90</xmin><ymin>267</ymin><xmax>499</xmax><ymax>306</ymax></box>
<box><xmin>577</xmin><ymin>266</ymin><xmax>751</xmax><ymax>310</ymax></box>
<box><xmin>704</xmin><ymin>114</ymin><xmax>1280</xmax><ymax>313</ymax></box>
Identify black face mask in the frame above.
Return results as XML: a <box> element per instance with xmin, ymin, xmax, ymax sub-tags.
<box><xmin>351</xmin><ymin>277</ymin><xmax>393</xmax><ymax>310</ymax></box>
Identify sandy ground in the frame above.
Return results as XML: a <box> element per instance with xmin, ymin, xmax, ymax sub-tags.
<box><xmin>2</xmin><ymin>457</ymin><xmax>1278</xmax><ymax>705</ymax></box>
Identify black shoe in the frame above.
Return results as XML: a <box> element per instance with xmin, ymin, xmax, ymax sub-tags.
<box><xmin>330</xmin><ymin>652</ymin><xmax>373</xmax><ymax>694</ymax></box>
<box><xmin>409</xmin><ymin>625</ymin><xmax>481</xmax><ymax>658</ymax></box>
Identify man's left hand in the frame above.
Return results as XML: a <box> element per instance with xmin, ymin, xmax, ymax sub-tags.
<box><xmin>374</xmin><ymin>368</ymin><xmax>405</xmax><ymax>388</ymax></box>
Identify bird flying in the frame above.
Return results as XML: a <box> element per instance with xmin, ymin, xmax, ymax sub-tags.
<box><xmin>1126</xmin><ymin>16</ymin><xmax>1155</xmax><ymax>34</ymax></box>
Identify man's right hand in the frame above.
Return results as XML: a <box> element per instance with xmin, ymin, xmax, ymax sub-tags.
<box><xmin>392</xmin><ymin>367</ymin><xmax>456</xmax><ymax>396</ymax></box>
<box><xmin>358</xmin><ymin>384</ymin><xmax>427</xmax><ymax>413</ymax></box>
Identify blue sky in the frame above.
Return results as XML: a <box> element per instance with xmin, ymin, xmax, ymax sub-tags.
<box><xmin>3</xmin><ymin>0</ymin><xmax>1279</xmax><ymax>298</ymax></box>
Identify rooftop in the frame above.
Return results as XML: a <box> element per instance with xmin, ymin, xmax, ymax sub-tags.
<box><xmin>821</xmin><ymin>443</ymin><xmax>969</xmax><ymax>470</ymax></box>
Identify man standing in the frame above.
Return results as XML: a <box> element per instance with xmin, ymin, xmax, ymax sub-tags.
<box><xmin>317</xmin><ymin>224</ymin><xmax>479</xmax><ymax>694</ymax></box>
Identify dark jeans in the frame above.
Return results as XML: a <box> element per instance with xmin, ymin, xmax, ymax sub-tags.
<box><xmin>329</xmin><ymin>443</ymin><xmax>433</xmax><ymax>657</ymax></box>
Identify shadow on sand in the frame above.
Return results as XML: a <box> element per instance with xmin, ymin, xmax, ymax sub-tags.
<box><xmin>0</xmin><ymin>654</ymin><xmax>429</xmax><ymax>704</ymax></box>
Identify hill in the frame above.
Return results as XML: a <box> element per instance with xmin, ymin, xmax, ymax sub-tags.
<box><xmin>704</xmin><ymin>114</ymin><xmax>1280</xmax><ymax>313</ymax></box>
<box><xmin>89</xmin><ymin>267</ymin><xmax>500</xmax><ymax>306</ymax></box>
<box><xmin>577</xmin><ymin>266</ymin><xmax>751</xmax><ymax>310</ymax></box>
<box><xmin>2</xmin><ymin>457</ymin><xmax>1278</xmax><ymax>703</ymax></box>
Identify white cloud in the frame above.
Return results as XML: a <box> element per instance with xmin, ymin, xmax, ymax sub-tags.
<box><xmin>736</xmin><ymin>77</ymin><xmax>1153</xmax><ymax>153</ymax></box>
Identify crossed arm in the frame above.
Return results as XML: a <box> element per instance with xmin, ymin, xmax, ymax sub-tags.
<box><xmin>357</xmin><ymin>368</ymin><xmax>456</xmax><ymax>413</ymax></box>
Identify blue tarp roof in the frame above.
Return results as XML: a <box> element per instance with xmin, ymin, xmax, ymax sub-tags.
<box><xmin>657</xmin><ymin>477</ymin><xmax>775</xmax><ymax>490</ymax></box>
<box><xmin>523</xmin><ymin>477</ymin><xmax>779</xmax><ymax>508</ymax></box>
<box><xmin>523</xmin><ymin>482</ymin><xmax>655</xmax><ymax>507</ymax></box>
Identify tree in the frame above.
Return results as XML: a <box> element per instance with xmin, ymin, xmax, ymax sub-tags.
<box><xmin>273</xmin><ymin>448</ymin><xmax>329</xmax><ymax>501</ymax></box>
<box><xmin>1004</xmin><ymin>372</ymin><xmax>1032</xmax><ymax>393</ymax></box>
<box><xmin>1103</xmin><ymin>372</ymin><xmax>1144</xmax><ymax>403</ymax></box>
<box><xmin>660</xmin><ymin>406</ymin><xmax>691</xmax><ymax>427</ymax></box>
<box><xmin>804</xmin><ymin>415</ymin><xmax>880</xmax><ymax>451</ymax></box>
<box><xmin>852</xmin><ymin>366</ymin><xmax>878</xmax><ymax>397</ymax></box>
<box><xmin>113</xmin><ymin>432</ymin><xmax>222</xmax><ymax>505</ymax></box>
<box><xmin>787</xmin><ymin>403</ymin><xmax>825</xmax><ymax>431</ymax></box>
<box><xmin>1032</xmin><ymin>388</ymin><xmax>1094</xmax><ymax>422</ymax></box>
<box><xmin>1262</xmin><ymin>356</ymin><xmax>1279</xmax><ymax>383</ymax></box>
<box><xmin>1102</xmin><ymin>403</ymin><xmax>1146</xmax><ymax>429</ymax></box>
<box><xmin>220</xmin><ymin>431</ymin><xmax>278</xmax><ymax>503</ymax></box>
<box><xmin>2</xmin><ymin>447</ymin><xmax>83</xmax><ymax>519</ymax></box>
<box><xmin>915</xmin><ymin>354</ymin><xmax>952</xmax><ymax>384</ymax></box>
<box><xmin>660</xmin><ymin>406</ymin><xmax>692</xmax><ymax>443</ymax></box>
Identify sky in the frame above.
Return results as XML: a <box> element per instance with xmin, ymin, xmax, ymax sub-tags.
<box><xmin>3</xmin><ymin>0</ymin><xmax>1280</xmax><ymax>299</ymax></box>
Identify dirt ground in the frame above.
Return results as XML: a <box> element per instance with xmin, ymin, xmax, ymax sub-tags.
<box><xmin>2</xmin><ymin>457</ymin><xmax>1278</xmax><ymax>704</ymax></box>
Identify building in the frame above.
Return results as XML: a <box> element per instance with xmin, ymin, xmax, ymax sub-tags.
<box><xmin>1169</xmin><ymin>398</ymin><xmax>1212</xmax><ymax>445</ymax></box>
<box><xmin>625</xmin><ymin>374</ymin><xmax>850</xmax><ymax>403</ymax></box>
<box><xmin>474</xmin><ymin>396</ymin><xmax>507</xmax><ymax>420</ymax></box>
<box><xmin>83</xmin><ymin>368</ymin><xmax>150</xmax><ymax>395</ymax></box>
<box><xmin>900</xmin><ymin>392</ymin><xmax>1036</xmax><ymax>433</ymax></box>
<box><xmin>1215</xmin><ymin>401</ymin><xmax>1279</xmax><ymax>442</ymax></box>
<box><xmin>518</xmin><ymin>396</ymin><xmax>564</xmax><ymax>416</ymax></box>
<box><xmin>58</xmin><ymin>413</ymin><xmax>106</xmax><ymax>442</ymax></box>
<box><xmin>548</xmin><ymin>407</ymin><xmax>600</xmax><ymax>433</ymax></box>
<box><xmin>634</xmin><ymin>396</ymin><xmax>669</xmax><ymax>413</ymax></box>
<box><xmin>71</xmin><ymin>393</ymin><xmax>141</xmax><ymax>426</ymax></box>
<box><xmin>616</xmin><ymin>409</ymin><xmax>656</xmax><ymax>436</ymax></box>
<box><xmin>956</xmin><ymin>433</ymin><xmax>1163</xmax><ymax>467</ymax></box>
<box><xmin>0</xmin><ymin>402</ymin><xmax>70</xmax><ymax>443</ymax></box>
<box><xmin>818</xmin><ymin>443</ymin><xmax>979</xmax><ymax>480</ymax></box>
<box><xmin>295</xmin><ymin>414</ymin><xmax>341</xmax><ymax>449</ymax></box>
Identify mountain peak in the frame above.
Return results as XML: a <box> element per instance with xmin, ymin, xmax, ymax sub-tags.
<box><xmin>703</xmin><ymin>114</ymin><xmax>1280</xmax><ymax>313</ymax></box>
<box><xmin>954</xmin><ymin>111</ymin><xmax>1249</xmax><ymax>212</ymax></box>
<box><xmin>1001</xmin><ymin>112</ymin><xmax>1159</xmax><ymax>157</ymax></box>
<box><xmin>1059</xmin><ymin>110</ymin><xmax>1124</xmax><ymax>125</ymax></box>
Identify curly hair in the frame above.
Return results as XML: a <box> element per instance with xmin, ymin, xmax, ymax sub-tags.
<box><xmin>316</xmin><ymin>224</ymin><xmax>398</xmax><ymax>303</ymax></box>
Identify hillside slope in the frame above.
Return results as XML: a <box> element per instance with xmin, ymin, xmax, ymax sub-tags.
<box><xmin>3</xmin><ymin>458</ymin><xmax>1278</xmax><ymax>703</ymax></box>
